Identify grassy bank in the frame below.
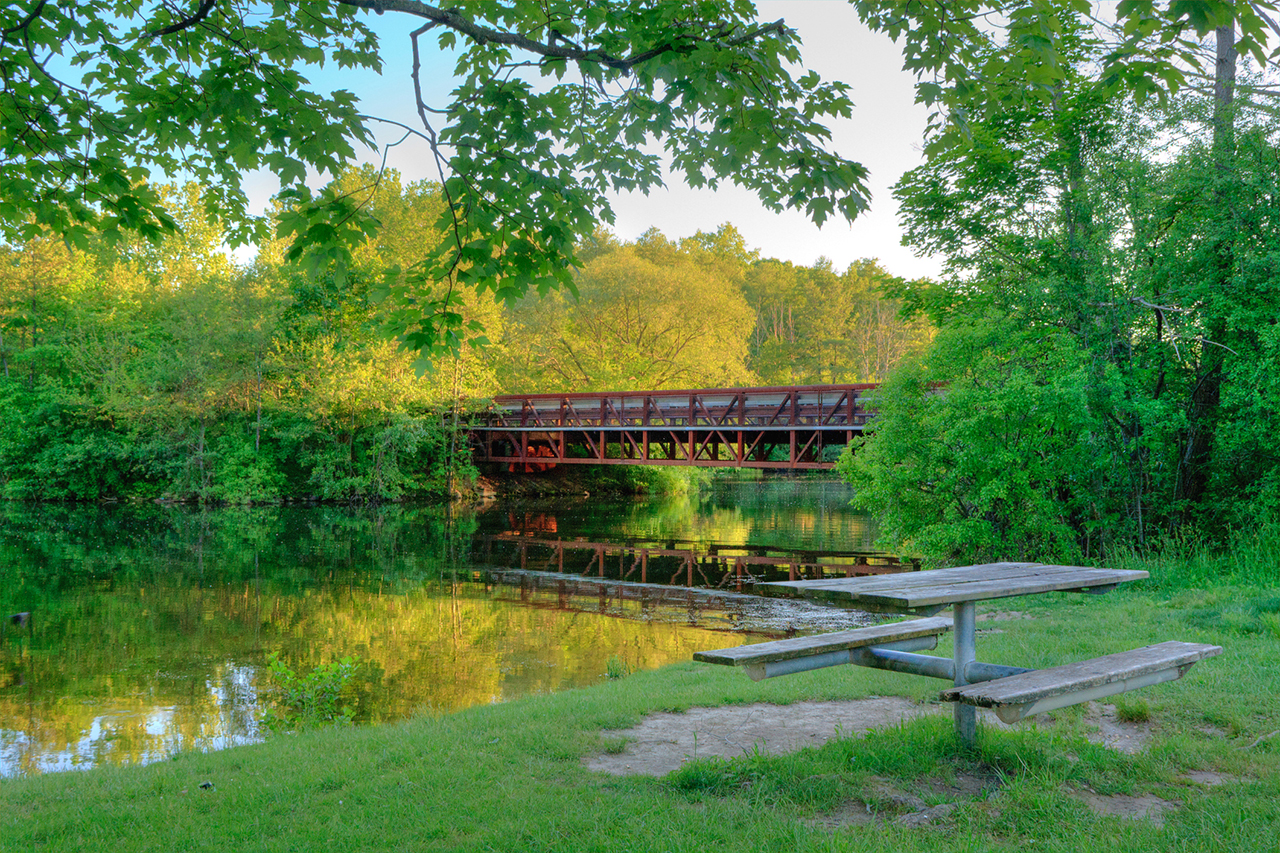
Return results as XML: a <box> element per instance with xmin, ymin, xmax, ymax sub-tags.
<box><xmin>3</xmin><ymin>549</ymin><xmax>1278</xmax><ymax>852</ymax></box>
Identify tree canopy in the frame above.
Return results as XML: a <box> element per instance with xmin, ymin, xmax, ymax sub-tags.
<box><xmin>841</xmin><ymin>4</ymin><xmax>1280</xmax><ymax>563</ymax></box>
<box><xmin>1</xmin><ymin>0</ymin><xmax>868</xmax><ymax>355</ymax></box>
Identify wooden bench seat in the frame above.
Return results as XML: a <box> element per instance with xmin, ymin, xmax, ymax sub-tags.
<box><xmin>941</xmin><ymin>641</ymin><xmax>1223</xmax><ymax>723</ymax></box>
<box><xmin>695</xmin><ymin>616</ymin><xmax>953</xmax><ymax>682</ymax></box>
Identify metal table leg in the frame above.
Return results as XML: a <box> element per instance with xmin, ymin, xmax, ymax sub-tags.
<box><xmin>953</xmin><ymin>600</ymin><xmax>977</xmax><ymax>746</ymax></box>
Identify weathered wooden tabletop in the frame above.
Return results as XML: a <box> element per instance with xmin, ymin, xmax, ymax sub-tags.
<box><xmin>763</xmin><ymin>562</ymin><xmax>1149</xmax><ymax>613</ymax></box>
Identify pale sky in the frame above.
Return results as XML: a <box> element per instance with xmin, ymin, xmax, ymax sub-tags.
<box><xmin>270</xmin><ymin>1</ymin><xmax>941</xmax><ymax>280</ymax></box>
<box><xmin>610</xmin><ymin>1</ymin><xmax>939</xmax><ymax>279</ymax></box>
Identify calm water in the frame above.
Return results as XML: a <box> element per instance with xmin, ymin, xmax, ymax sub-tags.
<box><xmin>0</xmin><ymin>478</ymin><xmax>880</xmax><ymax>777</ymax></box>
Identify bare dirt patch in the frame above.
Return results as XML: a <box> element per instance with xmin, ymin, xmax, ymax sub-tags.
<box><xmin>584</xmin><ymin>697</ymin><xmax>936</xmax><ymax>777</ymax></box>
<box><xmin>1073</xmin><ymin>788</ymin><xmax>1180</xmax><ymax>827</ymax></box>
<box><xmin>584</xmin><ymin>699</ymin><xmax>1045</xmax><ymax>777</ymax></box>
<box><xmin>1082</xmin><ymin>703</ymin><xmax>1154</xmax><ymax>754</ymax></box>
<box><xmin>1180</xmin><ymin>770</ymin><xmax>1238</xmax><ymax>787</ymax></box>
<box><xmin>585</xmin><ymin>697</ymin><xmax>1167</xmax><ymax>778</ymax></box>
<box><xmin>585</xmin><ymin>699</ymin><xmax>1157</xmax><ymax>779</ymax></box>
<box><xmin>1195</xmin><ymin>723</ymin><xmax>1231</xmax><ymax>739</ymax></box>
<box><xmin>585</xmin><ymin>697</ymin><xmax>1194</xmax><ymax>830</ymax></box>
<box><xmin>808</xmin><ymin>769</ymin><xmax>1004</xmax><ymax>830</ymax></box>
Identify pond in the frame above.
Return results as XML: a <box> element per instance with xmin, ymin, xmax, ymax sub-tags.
<box><xmin>0</xmin><ymin>477</ymin><xmax>889</xmax><ymax>777</ymax></box>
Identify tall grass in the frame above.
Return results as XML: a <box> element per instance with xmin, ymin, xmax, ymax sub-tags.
<box><xmin>1107</xmin><ymin>522</ymin><xmax>1280</xmax><ymax>591</ymax></box>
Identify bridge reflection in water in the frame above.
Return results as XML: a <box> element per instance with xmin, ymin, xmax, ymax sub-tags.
<box><xmin>471</xmin><ymin>520</ymin><xmax>918</xmax><ymax>635</ymax></box>
<box><xmin>472</xmin><ymin>383</ymin><xmax>878</xmax><ymax>471</ymax></box>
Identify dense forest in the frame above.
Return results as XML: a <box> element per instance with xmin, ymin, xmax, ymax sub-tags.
<box><xmin>0</xmin><ymin>171</ymin><xmax>929</xmax><ymax>504</ymax></box>
<box><xmin>839</xmin><ymin>15</ymin><xmax>1280</xmax><ymax>563</ymax></box>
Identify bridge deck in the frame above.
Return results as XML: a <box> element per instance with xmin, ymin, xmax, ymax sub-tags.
<box><xmin>470</xmin><ymin>383</ymin><xmax>878</xmax><ymax>470</ymax></box>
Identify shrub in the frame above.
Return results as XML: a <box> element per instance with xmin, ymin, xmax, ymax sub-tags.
<box><xmin>261</xmin><ymin>653</ymin><xmax>363</xmax><ymax>731</ymax></box>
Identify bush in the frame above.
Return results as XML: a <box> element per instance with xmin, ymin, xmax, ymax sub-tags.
<box><xmin>261</xmin><ymin>653</ymin><xmax>363</xmax><ymax>731</ymax></box>
<box><xmin>838</xmin><ymin>319</ymin><xmax>1107</xmax><ymax>564</ymax></box>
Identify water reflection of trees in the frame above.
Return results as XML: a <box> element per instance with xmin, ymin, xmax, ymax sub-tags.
<box><xmin>0</xmin><ymin>502</ymin><xmax>740</xmax><ymax>777</ymax></box>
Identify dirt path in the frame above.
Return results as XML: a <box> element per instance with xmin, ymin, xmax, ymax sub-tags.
<box><xmin>585</xmin><ymin>697</ymin><xmax>939</xmax><ymax>776</ymax></box>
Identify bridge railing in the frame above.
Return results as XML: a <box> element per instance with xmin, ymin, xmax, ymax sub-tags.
<box><xmin>483</xmin><ymin>383</ymin><xmax>879</xmax><ymax>430</ymax></box>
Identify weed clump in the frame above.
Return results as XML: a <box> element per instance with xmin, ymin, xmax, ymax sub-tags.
<box><xmin>605</xmin><ymin>655</ymin><xmax>632</xmax><ymax>680</ymax></box>
<box><xmin>262</xmin><ymin>653</ymin><xmax>363</xmax><ymax>732</ymax></box>
<box><xmin>1115</xmin><ymin>699</ymin><xmax>1152</xmax><ymax>723</ymax></box>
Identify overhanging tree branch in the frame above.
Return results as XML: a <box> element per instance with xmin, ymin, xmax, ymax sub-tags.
<box><xmin>149</xmin><ymin>0</ymin><xmax>219</xmax><ymax>37</ymax></box>
<box><xmin>1</xmin><ymin>0</ymin><xmax>47</xmax><ymax>38</ymax></box>
<box><xmin>335</xmin><ymin>0</ymin><xmax>788</xmax><ymax>72</ymax></box>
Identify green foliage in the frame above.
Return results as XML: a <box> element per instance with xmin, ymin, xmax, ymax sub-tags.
<box><xmin>495</xmin><ymin>223</ymin><xmax>926</xmax><ymax>395</ymax></box>
<box><xmin>261</xmin><ymin>653</ymin><xmax>363</xmax><ymax>732</ymax></box>
<box><xmin>574</xmin><ymin>465</ymin><xmax>710</xmax><ymax>497</ymax></box>
<box><xmin>0</xmin><ymin>1</ymin><xmax>378</xmax><ymax>250</ymax></box>
<box><xmin>840</xmin><ymin>319</ymin><xmax>1108</xmax><ymax>563</ymax></box>
<box><xmin>298</xmin><ymin>413</ymin><xmax>475</xmax><ymax>503</ymax></box>
<box><xmin>744</xmin><ymin>256</ymin><xmax>933</xmax><ymax>385</ymax></box>
<box><xmin>206</xmin><ymin>428</ymin><xmax>289</xmax><ymax>505</ymax></box>
<box><xmin>1</xmin><ymin>1</ymin><xmax>867</xmax><ymax>357</ymax></box>
<box><xmin>0</xmin><ymin>170</ymin><xmax>927</xmax><ymax>503</ymax></box>
<box><xmin>0</xmin><ymin>383</ymin><xmax>149</xmax><ymax>501</ymax></box>
<box><xmin>855</xmin><ymin>1</ymin><xmax>1279</xmax><ymax>132</ymax></box>
<box><xmin>1106</xmin><ymin>522</ymin><xmax>1280</xmax><ymax>597</ymax></box>
<box><xmin>0</xmin><ymin>178</ymin><xmax>483</xmax><ymax>503</ymax></box>
<box><xmin>843</xmin><ymin>10</ymin><xmax>1280</xmax><ymax>560</ymax></box>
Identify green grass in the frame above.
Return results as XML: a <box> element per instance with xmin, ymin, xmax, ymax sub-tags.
<box><xmin>3</xmin><ymin>554</ymin><xmax>1279</xmax><ymax>852</ymax></box>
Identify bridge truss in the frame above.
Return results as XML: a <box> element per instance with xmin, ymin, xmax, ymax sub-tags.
<box><xmin>470</xmin><ymin>383</ymin><xmax>877</xmax><ymax>471</ymax></box>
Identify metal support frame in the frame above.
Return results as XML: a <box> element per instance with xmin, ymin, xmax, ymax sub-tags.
<box><xmin>471</xmin><ymin>383</ymin><xmax>878</xmax><ymax>471</ymax></box>
<box><xmin>848</xmin><ymin>647</ymin><xmax>1031</xmax><ymax>684</ymax></box>
<box><xmin>738</xmin><ymin>632</ymin><xmax>1036</xmax><ymax>690</ymax></box>
<box><xmin>742</xmin><ymin>635</ymin><xmax>939</xmax><ymax>682</ymax></box>
<box><xmin>952</xmin><ymin>601</ymin><xmax>977</xmax><ymax>745</ymax></box>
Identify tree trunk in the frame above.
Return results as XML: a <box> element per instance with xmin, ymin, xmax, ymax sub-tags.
<box><xmin>1212</xmin><ymin>23</ymin><xmax>1237</xmax><ymax>175</ymax></box>
<box><xmin>447</xmin><ymin>358</ymin><xmax>464</xmax><ymax>497</ymax></box>
<box><xmin>255</xmin><ymin>352</ymin><xmax>263</xmax><ymax>455</ymax></box>
<box><xmin>1175</xmin><ymin>22</ymin><xmax>1236</xmax><ymax>519</ymax></box>
<box><xmin>198</xmin><ymin>418</ymin><xmax>207</xmax><ymax>496</ymax></box>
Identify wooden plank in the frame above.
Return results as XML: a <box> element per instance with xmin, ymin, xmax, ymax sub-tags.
<box><xmin>768</xmin><ymin>563</ymin><xmax>1142</xmax><ymax>595</ymax></box>
<box><xmin>694</xmin><ymin>616</ymin><xmax>953</xmax><ymax>667</ymax></box>
<box><xmin>765</xmin><ymin>564</ymin><xmax>1148</xmax><ymax>610</ymax></box>
<box><xmin>768</xmin><ymin>560</ymin><xmax>1039</xmax><ymax>589</ymax></box>
<box><xmin>941</xmin><ymin>641</ymin><xmax>1222</xmax><ymax>721</ymax></box>
<box><xmin>802</xmin><ymin>572</ymin><xmax>1146</xmax><ymax>610</ymax></box>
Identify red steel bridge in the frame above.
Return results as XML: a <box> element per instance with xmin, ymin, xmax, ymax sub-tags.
<box><xmin>470</xmin><ymin>383</ymin><xmax>878</xmax><ymax>471</ymax></box>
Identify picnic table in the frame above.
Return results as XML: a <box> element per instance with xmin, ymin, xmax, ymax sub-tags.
<box><xmin>696</xmin><ymin>562</ymin><xmax>1221</xmax><ymax>745</ymax></box>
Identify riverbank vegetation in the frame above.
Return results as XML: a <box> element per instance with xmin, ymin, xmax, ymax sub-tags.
<box><xmin>0</xmin><ymin>172</ymin><xmax>928</xmax><ymax>504</ymax></box>
<box><xmin>3</xmin><ymin>532</ymin><xmax>1277</xmax><ymax>852</ymax></box>
<box><xmin>839</xmin><ymin>12</ymin><xmax>1280</xmax><ymax>564</ymax></box>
